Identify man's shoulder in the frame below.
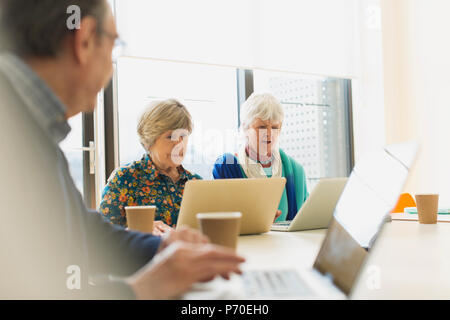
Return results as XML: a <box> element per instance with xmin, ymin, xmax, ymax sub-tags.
<box><xmin>0</xmin><ymin>71</ymin><xmax>22</xmax><ymax>108</ymax></box>
<box><xmin>0</xmin><ymin>70</ymin><xmax>50</xmax><ymax>147</ymax></box>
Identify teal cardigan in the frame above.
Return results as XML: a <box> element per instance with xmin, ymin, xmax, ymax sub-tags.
<box><xmin>212</xmin><ymin>149</ymin><xmax>309</xmax><ymax>221</ymax></box>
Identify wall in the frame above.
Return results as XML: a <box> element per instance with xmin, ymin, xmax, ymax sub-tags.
<box><xmin>381</xmin><ymin>0</ymin><xmax>450</xmax><ymax>205</ymax></box>
<box><xmin>352</xmin><ymin>0</ymin><xmax>386</xmax><ymax>162</ymax></box>
<box><xmin>116</xmin><ymin>0</ymin><xmax>357</xmax><ymax>77</ymax></box>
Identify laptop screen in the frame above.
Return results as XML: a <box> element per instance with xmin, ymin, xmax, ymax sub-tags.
<box><xmin>334</xmin><ymin>143</ymin><xmax>416</xmax><ymax>248</ymax></box>
<box><xmin>313</xmin><ymin>142</ymin><xmax>418</xmax><ymax>294</ymax></box>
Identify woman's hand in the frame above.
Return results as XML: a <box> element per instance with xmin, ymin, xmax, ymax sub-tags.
<box><xmin>274</xmin><ymin>210</ymin><xmax>282</xmax><ymax>222</ymax></box>
<box><xmin>153</xmin><ymin>220</ymin><xmax>173</xmax><ymax>236</ymax></box>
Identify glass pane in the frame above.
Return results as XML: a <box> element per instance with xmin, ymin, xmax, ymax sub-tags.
<box><xmin>116</xmin><ymin>57</ymin><xmax>238</xmax><ymax>180</ymax></box>
<box><xmin>59</xmin><ymin>114</ymin><xmax>84</xmax><ymax>196</ymax></box>
<box><xmin>253</xmin><ymin>70</ymin><xmax>352</xmax><ymax>190</ymax></box>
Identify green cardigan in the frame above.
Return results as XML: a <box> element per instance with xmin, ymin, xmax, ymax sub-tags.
<box><xmin>213</xmin><ymin>149</ymin><xmax>309</xmax><ymax>221</ymax></box>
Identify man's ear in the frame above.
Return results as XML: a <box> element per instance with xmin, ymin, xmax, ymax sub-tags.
<box><xmin>72</xmin><ymin>17</ymin><xmax>99</xmax><ymax>65</ymax></box>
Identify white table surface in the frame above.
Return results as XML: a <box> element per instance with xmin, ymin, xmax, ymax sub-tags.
<box><xmin>352</xmin><ymin>220</ymin><xmax>450</xmax><ymax>299</ymax></box>
<box><xmin>237</xmin><ymin>229</ymin><xmax>326</xmax><ymax>271</ymax></box>
<box><xmin>184</xmin><ymin>220</ymin><xmax>450</xmax><ymax>299</ymax></box>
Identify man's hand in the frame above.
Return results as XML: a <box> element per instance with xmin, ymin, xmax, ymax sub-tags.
<box><xmin>152</xmin><ymin>220</ymin><xmax>173</xmax><ymax>236</ymax></box>
<box><xmin>126</xmin><ymin>242</ymin><xmax>246</xmax><ymax>300</ymax></box>
<box><xmin>158</xmin><ymin>226</ymin><xmax>209</xmax><ymax>253</ymax></box>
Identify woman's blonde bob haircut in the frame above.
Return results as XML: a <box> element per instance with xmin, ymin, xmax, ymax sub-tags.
<box><xmin>137</xmin><ymin>99</ymin><xmax>193</xmax><ymax>150</ymax></box>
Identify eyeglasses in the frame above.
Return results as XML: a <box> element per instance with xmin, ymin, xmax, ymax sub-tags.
<box><xmin>111</xmin><ymin>37</ymin><xmax>126</xmax><ymax>61</ymax></box>
<box><xmin>99</xmin><ymin>29</ymin><xmax>126</xmax><ymax>61</ymax></box>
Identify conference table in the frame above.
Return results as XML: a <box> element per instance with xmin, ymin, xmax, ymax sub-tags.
<box><xmin>352</xmin><ymin>219</ymin><xmax>450</xmax><ymax>299</ymax></box>
<box><xmin>183</xmin><ymin>220</ymin><xmax>450</xmax><ymax>299</ymax></box>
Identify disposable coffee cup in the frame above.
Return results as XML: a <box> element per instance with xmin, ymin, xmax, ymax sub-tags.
<box><xmin>125</xmin><ymin>206</ymin><xmax>156</xmax><ymax>233</ymax></box>
<box><xmin>196</xmin><ymin>212</ymin><xmax>242</xmax><ymax>250</ymax></box>
<box><xmin>415</xmin><ymin>194</ymin><xmax>439</xmax><ymax>224</ymax></box>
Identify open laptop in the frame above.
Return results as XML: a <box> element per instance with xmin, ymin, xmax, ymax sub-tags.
<box><xmin>176</xmin><ymin>177</ymin><xmax>286</xmax><ymax>235</ymax></box>
<box><xmin>186</xmin><ymin>141</ymin><xmax>418</xmax><ymax>299</ymax></box>
<box><xmin>271</xmin><ymin>178</ymin><xmax>348</xmax><ymax>232</ymax></box>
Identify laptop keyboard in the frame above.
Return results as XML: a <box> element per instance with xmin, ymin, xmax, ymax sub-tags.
<box><xmin>273</xmin><ymin>220</ymin><xmax>292</xmax><ymax>226</ymax></box>
<box><xmin>241</xmin><ymin>269</ymin><xmax>313</xmax><ymax>297</ymax></box>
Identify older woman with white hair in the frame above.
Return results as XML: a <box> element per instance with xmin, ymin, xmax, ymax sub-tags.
<box><xmin>213</xmin><ymin>93</ymin><xmax>309</xmax><ymax>222</ymax></box>
<box><xmin>99</xmin><ymin>99</ymin><xmax>201</xmax><ymax>235</ymax></box>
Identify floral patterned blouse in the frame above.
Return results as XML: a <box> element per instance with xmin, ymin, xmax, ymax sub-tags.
<box><xmin>99</xmin><ymin>153</ymin><xmax>202</xmax><ymax>227</ymax></box>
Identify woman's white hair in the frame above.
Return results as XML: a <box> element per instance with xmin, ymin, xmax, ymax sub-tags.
<box><xmin>240</xmin><ymin>92</ymin><xmax>284</xmax><ymax>130</ymax></box>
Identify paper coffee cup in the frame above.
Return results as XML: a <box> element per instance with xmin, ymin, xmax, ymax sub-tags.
<box><xmin>125</xmin><ymin>206</ymin><xmax>156</xmax><ymax>233</ymax></box>
<box><xmin>415</xmin><ymin>194</ymin><xmax>439</xmax><ymax>224</ymax></box>
<box><xmin>196</xmin><ymin>212</ymin><xmax>242</xmax><ymax>250</ymax></box>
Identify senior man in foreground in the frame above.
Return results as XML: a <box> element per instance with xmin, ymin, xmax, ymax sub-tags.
<box><xmin>0</xmin><ymin>0</ymin><xmax>244</xmax><ymax>299</ymax></box>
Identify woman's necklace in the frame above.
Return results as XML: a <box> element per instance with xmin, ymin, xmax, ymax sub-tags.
<box><xmin>246</xmin><ymin>146</ymin><xmax>273</xmax><ymax>167</ymax></box>
<box><xmin>258</xmin><ymin>156</ymin><xmax>274</xmax><ymax>165</ymax></box>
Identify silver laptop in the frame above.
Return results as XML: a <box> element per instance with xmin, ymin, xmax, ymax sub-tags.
<box><xmin>271</xmin><ymin>178</ymin><xmax>348</xmax><ymax>232</ymax></box>
<box><xmin>198</xmin><ymin>141</ymin><xmax>418</xmax><ymax>299</ymax></box>
<box><xmin>176</xmin><ymin>178</ymin><xmax>286</xmax><ymax>235</ymax></box>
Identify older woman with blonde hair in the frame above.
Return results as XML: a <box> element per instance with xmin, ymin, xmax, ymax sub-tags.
<box><xmin>213</xmin><ymin>93</ymin><xmax>308</xmax><ymax>222</ymax></box>
<box><xmin>99</xmin><ymin>99</ymin><xmax>201</xmax><ymax>235</ymax></box>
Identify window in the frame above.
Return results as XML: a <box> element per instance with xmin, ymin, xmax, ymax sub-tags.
<box><xmin>253</xmin><ymin>70</ymin><xmax>353</xmax><ymax>189</ymax></box>
<box><xmin>110</xmin><ymin>58</ymin><xmax>354</xmax><ymax>185</ymax></box>
<box><xmin>59</xmin><ymin>114</ymin><xmax>84</xmax><ymax>196</ymax></box>
<box><xmin>115</xmin><ymin>57</ymin><xmax>238</xmax><ymax>179</ymax></box>
<box><xmin>60</xmin><ymin>96</ymin><xmax>104</xmax><ymax>209</ymax></box>
<box><xmin>106</xmin><ymin>0</ymin><xmax>355</xmax><ymax>192</ymax></box>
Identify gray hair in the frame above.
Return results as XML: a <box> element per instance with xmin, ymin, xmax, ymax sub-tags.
<box><xmin>240</xmin><ymin>93</ymin><xmax>284</xmax><ymax>130</ymax></box>
<box><xmin>137</xmin><ymin>99</ymin><xmax>193</xmax><ymax>150</ymax></box>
